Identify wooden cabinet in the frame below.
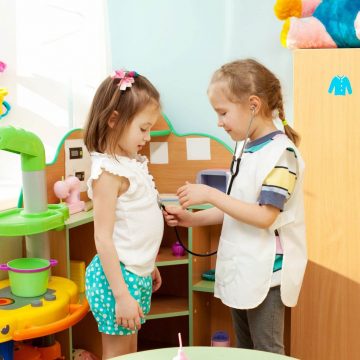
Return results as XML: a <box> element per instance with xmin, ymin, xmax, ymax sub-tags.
<box><xmin>291</xmin><ymin>49</ymin><xmax>360</xmax><ymax>360</ymax></box>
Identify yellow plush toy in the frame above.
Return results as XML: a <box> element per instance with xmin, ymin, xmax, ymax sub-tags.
<box><xmin>274</xmin><ymin>0</ymin><xmax>360</xmax><ymax>49</ymax></box>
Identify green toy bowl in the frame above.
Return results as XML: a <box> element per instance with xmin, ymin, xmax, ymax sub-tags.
<box><xmin>0</xmin><ymin>258</ymin><xmax>58</xmax><ymax>297</ymax></box>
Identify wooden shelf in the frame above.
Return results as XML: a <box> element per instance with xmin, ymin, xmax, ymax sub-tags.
<box><xmin>192</xmin><ymin>280</ymin><xmax>214</xmax><ymax>293</ymax></box>
<box><xmin>65</xmin><ymin>210</ymin><xmax>93</xmax><ymax>229</ymax></box>
<box><xmin>146</xmin><ymin>295</ymin><xmax>189</xmax><ymax>320</ymax></box>
<box><xmin>156</xmin><ymin>247</ymin><xmax>188</xmax><ymax>266</ymax></box>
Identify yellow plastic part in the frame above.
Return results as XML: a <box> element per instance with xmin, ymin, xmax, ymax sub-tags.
<box><xmin>70</xmin><ymin>260</ymin><xmax>85</xmax><ymax>293</ymax></box>
<box><xmin>0</xmin><ymin>276</ymin><xmax>88</xmax><ymax>343</ymax></box>
<box><xmin>0</xmin><ymin>88</ymin><xmax>8</xmax><ymax>115</ymax></box>
<box><xmin>281</xmin><ymin>19</ymin><xmax>291</xmax><ymax>48</ymax></box>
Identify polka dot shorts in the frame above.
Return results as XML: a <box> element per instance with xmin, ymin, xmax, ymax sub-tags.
<box><xmin>85</xmin><ymin>255</ymin><xmax>152</xmax><ymax>335</ymax></box>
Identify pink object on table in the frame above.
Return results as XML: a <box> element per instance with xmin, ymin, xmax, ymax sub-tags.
<box><xmin>54</xmin><ymin>176</ymin><xmax>85</xmax><ymax>214</ymax></box>
<box><xmin>172</xmin><ymin>333</ymin><xmax>189</xmax><ymax>360</ymax></box>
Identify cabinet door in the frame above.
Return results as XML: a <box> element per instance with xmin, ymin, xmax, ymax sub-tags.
<box><xmin>190</xmin><ymin>221</ymin><xmax>235</xmax><ymax>346</ymax></box>
<box><xmin>292</xmin><ymin>49</ymin><xmax>360</xmax><ymax>360</ymax></box>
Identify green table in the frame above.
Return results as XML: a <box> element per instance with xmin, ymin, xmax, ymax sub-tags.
<box><xmin>111</xmin><ymin>346</ymin><xmax>298</xmax><ymax>359</ymax></box>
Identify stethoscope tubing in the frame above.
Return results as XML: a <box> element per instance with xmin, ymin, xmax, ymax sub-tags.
<box><xmin>172</xmin><ymin>110</ymin><xmax>256</xmax><ymax>257</ymax></box>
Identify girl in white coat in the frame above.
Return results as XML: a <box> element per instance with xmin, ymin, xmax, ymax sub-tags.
<box><xmin>163</xmin><ymin>59</ymin><xmax>307</xmax><ymax>355</ymax></box>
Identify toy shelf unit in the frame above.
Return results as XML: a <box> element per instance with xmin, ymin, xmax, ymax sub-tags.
<box><xmin>0</xmin><ymin>126</ymin><xmax>88</xmax><ymax>360</ymax></box>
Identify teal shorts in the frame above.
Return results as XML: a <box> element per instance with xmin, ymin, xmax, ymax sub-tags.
<box><xmin>85</xmin><ymin>255</ymin><xmax>152</xmax><ymax>335</ymax></box>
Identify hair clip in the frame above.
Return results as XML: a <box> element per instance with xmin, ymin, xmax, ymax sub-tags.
<box><xmin>112</xmin><ymin>69</ymin><xmax>139</xmax><ymax>91</ymax></box>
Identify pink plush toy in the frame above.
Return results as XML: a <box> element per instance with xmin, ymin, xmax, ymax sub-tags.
<box><xmin>72</xmin><ymin>349</ymin><xmax>99</xmax><ymax>360</ymax></box>
<box><xmin>54</xmin><ymin>176</ymin><xmax>85</xmax><ymax>214</ymax></box>
<box><xmin>274</xmin><ymin>0</ymin><xmax>360</xmax><ymax>49</ymax></box>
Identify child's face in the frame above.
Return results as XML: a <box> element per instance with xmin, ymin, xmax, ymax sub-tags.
<box><xmin>208</xmin><ymin>83</ymin><xmax>252</xmax><ymax>141</ymax></box>
<box><xmin>118</xmin><ymin>102</ymin><xmax>160</xmax><ymax>156</ymax></box>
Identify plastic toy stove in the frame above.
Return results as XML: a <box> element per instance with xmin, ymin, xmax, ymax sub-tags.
<box><xmin>0</xmin><ymin>276</ymin><xmax>88</xmax><ymax>344</ymax></box>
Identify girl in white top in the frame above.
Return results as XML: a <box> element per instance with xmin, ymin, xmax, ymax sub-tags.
<box><xmin>84</xmin><ymin>70</ymin><xmax>164</xmax><ymax>359</ymax></box>
<box><xmin>164</xmin><ymin>59</ymin><xmax>307</xmax><ymax>354</ymax></box>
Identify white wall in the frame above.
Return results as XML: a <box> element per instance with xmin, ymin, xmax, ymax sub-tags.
<box><xmin>108</xmin><ymin>0</ymin><xmax>293</xmax><ymax>146</ymax></box>
<box><xmin>0</xmin><ymin>0</ymin><xmax>110</xmax><ymax>209</ymax></box>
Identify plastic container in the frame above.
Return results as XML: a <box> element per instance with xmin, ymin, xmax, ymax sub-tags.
<box><xmin>211</xmin><ymin>330</ymin><xmax>230</xmax><ymax>347</ymax></box>
<box><xmin>0</xmin><ymin>258</ymin><xmax>58</xmax><ymax>297</ymax></box>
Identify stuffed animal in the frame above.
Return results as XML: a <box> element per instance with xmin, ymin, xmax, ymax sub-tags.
<box><xmin>274</xmin><ymin>0</ymin><xmax>360</xmax><ymax>49</ymax></box>
<box><xmin>72</xmin><ymin>348</ymin><xmax>99</xmax><ymax>360</ymax></box>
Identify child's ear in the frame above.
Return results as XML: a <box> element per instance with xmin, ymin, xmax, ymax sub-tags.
<box><xmin>248</xmin><ymin>95</ymin><xmax>261</xmax><ymax>114</ymax></box>
<box><xmin>107</xmin><ymin>111</ymin><xmax>119</xmax><ymax>128</ymax></box>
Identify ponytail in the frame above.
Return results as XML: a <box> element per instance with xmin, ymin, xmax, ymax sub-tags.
<box><xmin>278</xmin><ymin>100</ymin><xmax>300</xmax><ymax>146</ymax></box>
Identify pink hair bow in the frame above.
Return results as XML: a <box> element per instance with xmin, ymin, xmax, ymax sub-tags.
<box><xmin>112</xmin><ymin>70</ymin><xmax>138</xmax><ymax>91</ymax></box>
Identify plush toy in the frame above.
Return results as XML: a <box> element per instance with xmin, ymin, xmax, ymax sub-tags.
<box><xmin>274</xmin><ymin>0</ymin><xmax>360</xmax><ymax>49</ymax></box>
<box><xmin>72</xmin><ymin>348</ymin><xmax>99</xmax><ymax>360</ymax></box>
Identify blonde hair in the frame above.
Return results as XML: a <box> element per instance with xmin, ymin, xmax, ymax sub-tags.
<box><xmin>210</xmin><ymin>59</ymin><xmax>300</xmax><ymax>146</ymax></box>
<box><xmin>84</xmin><ymin>73</ymin><xmax>160</xmax><ymax>156</ymax></box>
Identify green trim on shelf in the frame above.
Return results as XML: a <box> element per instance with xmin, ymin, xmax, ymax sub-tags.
<box><xmin>156</xmin><ymin>259</ymin><xmax>189</xmax><ymax>267</ymax></box>
<box><xmin>65</xmin><ymin>210</ymin><xmax>94</xmax><ymax>229</ymax></box>
<box><xmin>48</xmin><ymin>128</ymin><xmax>82</xmax><ymax>166</ymax></box>
<box><xmin>192</xmin><ymin>280</ymin><xmax>215</xmax><ymax>293</ymax></box>
<box><xmin>162</xmin><ymin>113</ymin><xmax>232</xmax><ymax>153</ymax></box>
<box><xmin>146</xmin><ymin>310</ymin><xmax>189</xmax><ymax>320</ymax></box>
<box><xmin>150</xmin><ymin>129</ymin><xmax>171</xmax><ymax>137</ymax></box>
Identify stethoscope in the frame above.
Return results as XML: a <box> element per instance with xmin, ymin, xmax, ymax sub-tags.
<box><xmin>170</xmin><ymin>108</ymin><xmax>256</xmax><ymax>257</ymax></box>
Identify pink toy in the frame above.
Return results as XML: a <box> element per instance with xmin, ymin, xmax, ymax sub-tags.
<box><xmin>54</xmin><ymin>176</ymin><xmax>85</xmax><ymax>214</ymax></box>
<box><xmin>172</xmin><ymin>241</ymin><xmax>185</xmax><ymax>257</ymax></box>
<box><xmin>0</xmin><ymin>61</ymin><xmax>6</xmax><ymax>73</ymax></box>
<box><xmin>172</xmin><ymin>333</ymin><xmax>189</xmax><ymax>360</ymax></box>
<box><xmin>72</xmin><ymin>348</ymin><xmax>99</xmax><ymax>360</ymax></box>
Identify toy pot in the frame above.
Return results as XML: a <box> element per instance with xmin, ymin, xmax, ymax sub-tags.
<box><xmin>0</xmin><ymin>258</ymin><xmax>58</xmax><ymax>297</ymax></box>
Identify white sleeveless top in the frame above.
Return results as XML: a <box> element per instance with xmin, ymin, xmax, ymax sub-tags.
<box><xmin>87</xmin><ymin>152</ymin><xmax>164</xmax><ymax>276</ymax></box>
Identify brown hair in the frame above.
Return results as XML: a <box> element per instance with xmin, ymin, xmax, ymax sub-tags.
<box><xmin>210</xmin><ymin>59</ymin><xmax>300</xmax><ymax>146</ymax></box>
<box><xmin>84</xmin><ymin>73</ymin><xmax>160</xmax><ymax>156</ymax></box>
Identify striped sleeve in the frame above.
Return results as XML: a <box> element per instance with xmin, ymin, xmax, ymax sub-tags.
<box><xmin>258</xmin><ymin>147</ymin><xmax>297</xmax><ymax>210</ymax></box>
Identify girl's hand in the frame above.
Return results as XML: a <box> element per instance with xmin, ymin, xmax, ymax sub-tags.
<box><xmin>151</xmin><ymin>266</ymin><xmax>162</xmax><ymax>292</ymax></box>
<box><xmin>177</xmin><ymin>182</ymin><xmax>213</xmax><ymax>208</ymax></box>
<box><xmin>162</xmin><ymin>206</ymin><xmax>193</xmax><ymax>227</ymax></box>
<box><xmin>115</xmin><ymin>293</ymin><xmax>144</xmax><ymax>331</ymax></box>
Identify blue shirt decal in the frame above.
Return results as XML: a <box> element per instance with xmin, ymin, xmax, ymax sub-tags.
<box><xmin>328</xmin><ymin>76</ymin><xmax>352</xmax><ymax>96</ymax></box>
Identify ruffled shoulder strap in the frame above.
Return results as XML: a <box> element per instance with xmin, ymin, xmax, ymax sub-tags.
<box><xmin>87</xmin><ymin>152</ymin><xmax>140</xmax><ymax>199</ymax></box>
